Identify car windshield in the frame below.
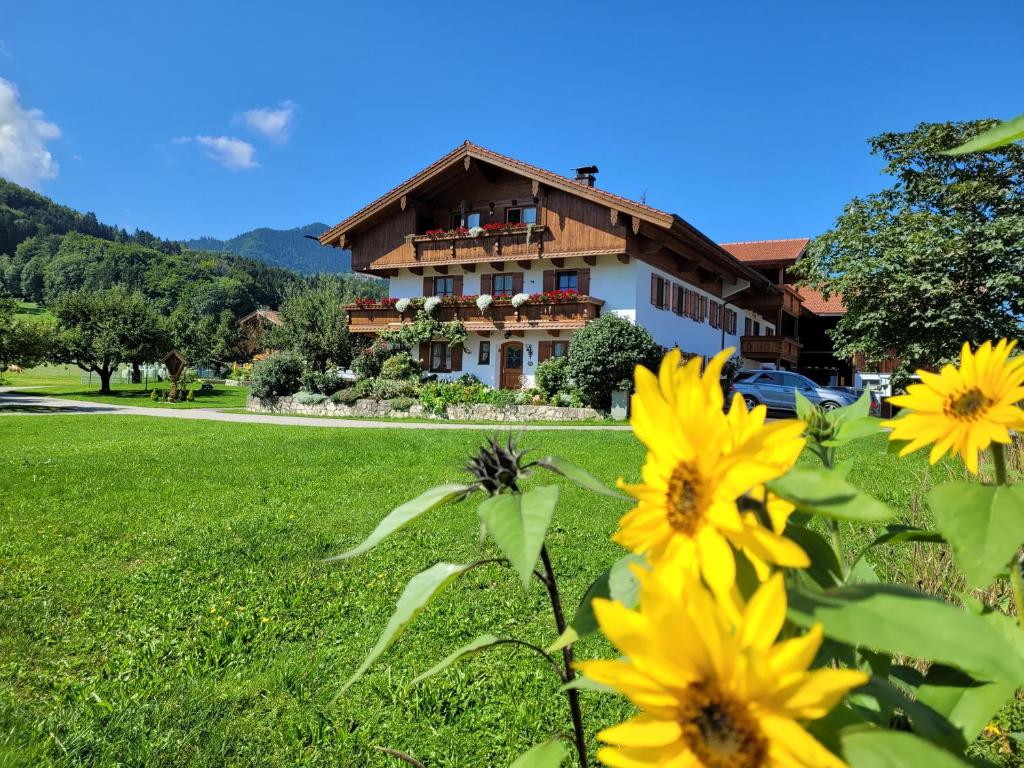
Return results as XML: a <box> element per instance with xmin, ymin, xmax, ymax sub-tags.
<box><xmin>734</xmin><ymin>371</ymin><xmax>758</xmax><ymax>382</ymax></box>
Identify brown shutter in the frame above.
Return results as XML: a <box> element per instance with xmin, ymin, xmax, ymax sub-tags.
<box><xmin>651</xmin><ymin>274</ymin><xmax>658</xmax><ymax>306</ymax></box>
<box><xmin>451</xmin><ymin>344</ymin><xmax>463</xmax><ymax>371</ymax></box>
<box><xmin>480</xmin><ymin>273</ymin><xmax>493</xmax><ymax>295</ymax></box>
<box><xmin>423</xmin><ymin>276</ymin><xmax>432</xmax><ymax>297</ymax></box>
<box><xmin>418</xmin><ymin>341</ymin><xmax>430</xmax><ymax>367</ymax></box>
<box><xmin>513</xmin><ymin>273</ymin><xmax>525</xmax><ymax>294</ymax></box>
<box><xmin>577</xmin><ymin>268</ymin><xmax>590</xmax><ymax>296</ymax></box>
<box><xmin>543</xmin><ymin>270</ymin><xmax>555</xmax><ymax>293</ymax></box>
<box><xmin>453</xmin><ymin>275</ymin><xmax>464</xmax><ymax>296</ymax></box>
<box><xmin>538</xmin><ymin>340</ymin><xmax>552</xmax><ymax>362</ymax></box>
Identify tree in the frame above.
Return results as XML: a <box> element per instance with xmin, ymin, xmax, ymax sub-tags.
<box><xmin>566</xmin><ymin>313</ymin><xmax>660</xmax><ymax>410</ymax></box>
<box><xmin>795</xmin><ymin>121</ymin><xmax>1024</xmax><ymax>387</ymax></box>
<box><xmin>170</xmin><ymin>308</ymin><xmax>240</xmax><ymax>370</ymax></box>
<box><xmin>269</xmin><ymin>283</ymin><xmax>355</xmax><ymax>374</ymax></box>
<box><xmin>50</xmin><ymin>287</ymin><xmax>169</xmax><ymax>394</ymax></box>
<box><xmin>0</xmin><ymin>299</ymin><xmax>51</xmax><ymax>380</ymax></box>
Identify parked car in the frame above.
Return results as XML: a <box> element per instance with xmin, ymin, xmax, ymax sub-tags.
<box><xmin>727</xmin><ymin>370</ymin><xmax>876</xmax><ymax>414</ymax></box>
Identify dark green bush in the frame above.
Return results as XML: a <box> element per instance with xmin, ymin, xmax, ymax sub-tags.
<box><xmin>330</xmin><ymin>388</ymin><xmax>360</xmax><ymax>405</ymax></box>
<box><xmin>566</xmin><ymin>313</ymin><xmax>659</xmax><ymax>410</ymax></box>
<box><xmin>353</xmin><ymin>338</ymin><xmax>394</xmax><ymax>379</ymax></box>
<box><xmin>300</xmin><ymin>369</ymin><xmax>345</xmax><ymax>395</ymax></box>
<box><xmin>535</xmin><ymin>356</ymin><xmax>569</xmax><ymax>399</ymax></box>
<box><xmin>379</xmin><ymin>353</ymin><xmax>420</xmax><ymax>381</ymax></box>
<box><xmin>249</xmin><ymin>351</ymin><xmax>304</xmax><ymax>400</ymax></box>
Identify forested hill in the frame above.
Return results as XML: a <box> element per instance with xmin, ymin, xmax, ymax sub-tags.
<box><xmin>185</xmin><ymin>223</ymin><xmax>352</xmax><ymax>275</ymax></box>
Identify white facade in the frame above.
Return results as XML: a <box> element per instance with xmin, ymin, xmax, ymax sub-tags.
<box><xmin>386</xmin><ymin>256</ymin><xmax>776</xmax><ymax>388</ymax></box>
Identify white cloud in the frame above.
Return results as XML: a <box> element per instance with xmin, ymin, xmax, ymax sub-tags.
<box><xmin>0</xmin><ymin>77</ymin><xmax>60</xmax><ymax>188</ymax></box>
<box><xmin>184</xmin><ymin>135</ymin><xmax>258</xmax><ymax>170</ymax></box>
<box><xmin>238</xmin><ymin>101</ymin><xmax>295</xmax><ymax>143</ymax></box>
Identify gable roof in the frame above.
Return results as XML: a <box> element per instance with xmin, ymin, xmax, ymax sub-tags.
<box><xmin>238</xmin><ymin>308</ymin><xmax>281</xmax><ymax>326</ymax></box>
<box><xmin>719</xmin><ymin>238</ymin><xmax>811</xmax><ymax>265</ymax></box>
<box><xmin>798</xmin><ymin>287</ymin><xmax>845</xmax><ymax>315</ymax></box>
<box><xmin>319</xmin><ymin>141</ymin><xmax>771</xmax><ymax>287</ymax></box>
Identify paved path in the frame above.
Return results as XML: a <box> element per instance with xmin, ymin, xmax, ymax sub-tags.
<box><xmin>0</xmin><ymin>388</ymin><xmax>632</xmax><ymax>431</ymax></box>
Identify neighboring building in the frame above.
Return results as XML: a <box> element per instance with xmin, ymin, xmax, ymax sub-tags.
<box><xmin>237</xmin><ymin>308</ymin><xmax>282</xmax><ymax>360</ymax></box>
<box><xmin>318</xmin><ymin>142</ymin><xmax>804</xmax><ymax>389</ymax></box>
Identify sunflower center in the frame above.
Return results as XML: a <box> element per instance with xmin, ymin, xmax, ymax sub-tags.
<box><xmin>679</xmin><ymin>683</ymin><xmax>768</xmax><ymax>768</ymax></box>
<box><xmin>944</xmin><ymin>388</ymin><xmax>992</xmax><ymax>422</ymax></box>
<box><xmin>665</xmin><ymin>462</ymin><xmax>708</xmax><ymax>535</ymax></box>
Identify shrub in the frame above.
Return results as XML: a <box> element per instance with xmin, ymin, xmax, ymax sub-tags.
<box><xmin>379</xmin><ymin>353</ymin><xmax>420</xmax><ymax>381</ymax></box>
<box><xmin>535</xmin><ymin>356</ymin><xmax>569</xmax><ymax>399</ymax></box>
<box><xmin>553</xmin><ymin>390</ymin><xmax>584</xmax><ymax>408</ymax></box>
<box><xmin>456</xmin><ymin>372</ymin><xmax>483</xmax><ymax>385</ymax></box>
<box><xmin>387</xmin><ymin>396</ymin><xmax>416</xmax><ymax>411</ymax></box>
<box><xmin>186</xmin><ymin>389</ymin><xmax>195</xmax><ymax>402</ymax></box>
<box><xmin>293</xmin><ymin>391</ymin><xmax>328</xmax><ymax>406</ymax></box>
<box><xmin>369</xmin><ymin>378</ymin><xmax>418</xmax><ymax>400</ymax></box>
<box><xmin>330</xmin><ymin>388</ymin><xmax>360</xmax><ymax>405</ymax></box>
<box><xmin>149</xmin><ymin>388</ymin><xmax>159</xmax><ymax>401</ymax></box>
<box><xmin>567</xmin><ymin>313</ymin><xmax>659</xmax><ymax>410</ymax></box>
<box><xmin>353</xmin><ymin>338</ymin><xmax>393</xmax><ymax>379</ymax></box>
<box><xmin>249</xmin><ymin>351</ymin><xmax>304</xmax><ymax>400</ymax></box>
<box><xmin>300</xmin><ymin>368</ymin><xmax>345</xmax><ymax>395</ymax></box>
<box><xmin>418</xmin><ymin>380</ymin><xmax>519</xmax><ymax>414</ymax></box>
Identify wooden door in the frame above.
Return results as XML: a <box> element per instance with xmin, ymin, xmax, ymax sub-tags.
<box><xmin>500</xmin><ymin>342</ymin><xmax>524</xmax><ymax>389</ymax></box>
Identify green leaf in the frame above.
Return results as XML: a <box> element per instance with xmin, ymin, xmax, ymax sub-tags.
<box><xmin>327</xmin><ymin>483</ymin><xmax>471</xmax><ymax>561</ymax></box>
<box><xmin>929</xmin><ymin>483</ymin><xmax>1024</xmax><ymax>589</ymax></box>
<box><xmin>886</xmin><ymin>437</ymin><xmax>912</xmax><ymax>456</ymax></box>
<box><xmin>823</xmin><ymin>416</ymin><xmax>882</xmax><ymax>447</ymax></box>
<box><xmin>850</xmin><ymin>525</ymin><xmax>944</xmax><ymax>571</ymax></box>
<box><xmin>508</xmin><ymin>739</ymin><xmax>568</xmax><ymax>768</ymax></box>
<box><xmin>783</xmin><ymin>522</ymin><xmax>842</xmax><ymax>588</ymax></box>
<box><xmin>549</xmin><ymin>553</ymin><xmax>645</xmax><ymax>652</ymax></box>
<box><xmin>767</xmin><ymin>467</ymin><xmax>894</xmax><ymax>522</ymax></box>
<box><xmin>787</xmin><ymin>584</ymin><xmax>1024</xmax><ymax>685</ymax></box>
<box><xmin>916</xmin><ymin>664</ymin><xmax>1017</xmax><ymax>744</ymax></box>
<box><xmin>535</xmin><ymin>456</ymin><xmax>629</xmax><ymax>500</ymax></box>
<box><xmin>562</xmin><ymin>674</ymin><xmax>616</xmax><ymax>694</ymax></box>
<box><xmin>408</xmin><ymin>634</ymin><xmax>503</xmax><ymax>687</ymax></box>
<box><xmin>342</xmin><ymin>562</ymin><xmax>472</xmax><ymax>692</ymax></box>
<box><xmin>858</xmin><ymin>677</ymin><xmax>963</xmax><ymax>749</ymax></box>
<box><xmin>942</xmin><ymin>113</ymin><xmax>1024</xmax><ymax>155</ymax></box>
<box><xmin>794</xmin><ymin>389</ymin><xmax>816</xmax><ymax>421</ymax></box>
<box><xmin>834</xmin><ymin>389</ymin><xmax>872</xmax><ymax>423</ymax></box>
<box><xmin>477</xmin><ymin>485</ymin><xmax>559</xmax><ymax>590</ymax></box>
<box><xmin>841</xmin><ymin>728</ymin><xmax>974</xmax><ymax>767</ymax></box>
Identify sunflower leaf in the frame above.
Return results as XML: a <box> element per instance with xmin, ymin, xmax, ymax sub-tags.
<box><xmin>928</xmin><ymin>483</ymin><xmax>1024</xmax><ymax>589</ymax></box>
<box><xmin>915</xmin><ymin>664</ymin><xmax>1017</xmax><ymax>745</ymax></box>
<box><xmin>408</xmin><ymin>634</ymin><xmax>502</xmax><ymax>688</ymax></box>
<box><xmin>941</xmin><ymin>113</ymin><xmax>1024</xmax><ymax>155</ymax></box>
<box><xmin>534</xmin><ymin>456</ymin><xmax>629</xmax><ymax>500</ymax></box>
<box><xmin>783</xmin><ymin>522</ymin><xmax>842</xmax><ymax>588</ymax></box>
<box><xmin>477</xmin><ymin>485</ymin><xmax>559</xmax><ymax>590</ymax></box>
<box><xmin>841</xmin><ymin>729</ymin><xmax>974</xmax><ymax>767</ymax></box>
<box><xmin>767</xmin><ymin>467</ymin><xmax>894</xmax><ymax>522</ymax></box>
<box><xmin>508</xmin><ymin>739</ymin><xmax>568</xmax><ymax>768</ymax></box>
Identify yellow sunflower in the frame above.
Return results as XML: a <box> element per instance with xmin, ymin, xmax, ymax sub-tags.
<box><xmin>578</xmin><ymin>563</ymin><xmax>867</xmax><ymax>768</ymax></box>
<box><xmin>616</xmin><ymin>349</ymin><xmax>809</xmax><ymax>596</ymax></box>
<box><xmin>884</xmin><ymin>339</ymin><xmax>1024</xmax><ymax>474</ymax></box>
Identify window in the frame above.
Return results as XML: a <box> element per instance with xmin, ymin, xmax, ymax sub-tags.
<box><xmin>652</xmin><ymin>275</ymin><xmax>668</xmax><ymax>309</ymax></box>
<box><xmin>782</xmin><ymin>373</ymin><xmax>810</xmax><ymax>391</ymax></box>
<box><xmin>673</xmin><ymin>285</ymin><xmax>685</xmax><ymax>316</ymax></box>
<box><xmin>744</xmin><ymin>317</ymin><xmax>753</xmax><ymax>337</ymax></box>
<box><xmin>493</xmin><ymin>274</ymin><xmax>515</xmax><ymax>296</ymax></box>
<box><xmin>505</xmin><ymin>206</ymin><xmax>537</xmax><ymax>225</ymax></box>
<box><xmin>552</xmin><ymin>341</ymin><xmax>569</xmax><ymax>358</ymax></box>
<box><xmin>479</xmin><ymin>341</ymin><xmax>491</xmax><ymax>365</ymax></box>
<box><xmin>433</xmin><ymin>276</ymin><xmax>455</xmax><ymax>297</ymax></box>
<box><xmin>734</xmin><ymin>371</ymin><xmax>759</xmax><ymax>383</ymax></box>
<box><xmin>449</xmin><ymin>211</ymin><xmax>481</xmax><ymax>229</ymax></box>
<box><xmin>556</xmin><ymin>270</ymin><xmax>578</xmax><ymax>291</ymax></box>
<box><xmin>430</xmin><ymin>341</ymin><xmax>452</xmax><ymax>372</ymax></box>
<box><xmin>754</xmin><ymin>321</ymin><xmax>761</xmax><ymax>337</ymax></box>
<box><xmin>709</xmin><ymin>301</ymin><xmax>722</xmax><ymax>329</ymax></box>
<box><xmin>724</xmin><ymin>308</ymin><xmax>738</xmax><ymax>335</ymax></box>
<box><xmin>760</xmin><ymin>371</ymin><xmax>785</xmax><ymax>386</ymax></box>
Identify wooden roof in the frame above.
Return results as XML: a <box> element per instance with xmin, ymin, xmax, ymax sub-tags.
<box><xmin>719</xmin><ymin>238</ymin><xmax>811</xmax><ymax>265</ymax></box>
<box><xmin>237</xmin><ymin>308</ymin><xmax>282</xmax><ymax>326</ymax></box>
<box><xmin>319</xmin><ymin>141</ymin><xmax>771</xmax><ymax>287</ymax></box>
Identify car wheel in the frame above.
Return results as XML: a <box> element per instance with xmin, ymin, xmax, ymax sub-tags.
<box><xmin>743</xmin><ymin>396</ymin><xmax>759</xmax><ymax>411</ymax></box>
<box><xmin>819</xmin><ymin>401</ymin><xmax>841</xmax><ymax>412</ymax></box>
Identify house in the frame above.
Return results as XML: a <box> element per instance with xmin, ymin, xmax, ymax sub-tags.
<box><xmin>237</xmin><ymin>308</ymin><xmax>282</xmax><ymax>360</ymax></box>
<box><xmin>318</xmin><ymin>142</ymin><xmax>805</xmax><ymax>389</ymax></box>
<box><xmin>720</xmin><ymin>238</ymin><xmax>898</xmax><ymax>391</ymax></box>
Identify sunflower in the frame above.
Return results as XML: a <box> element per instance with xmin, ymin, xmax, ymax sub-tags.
<box><xmin>577</xmin><ymin>564</ymin><xmax>867</xmax><ymax>768</ymax></box>
<box><xmin>884</xmin><ymin>339</ymin><xmax>1024</xmax><ymax>474</ymax></box>
<box><xmin>615</xmin><ymin>349</ymin><xmax>809</xmax><ymax>596</ymax></box>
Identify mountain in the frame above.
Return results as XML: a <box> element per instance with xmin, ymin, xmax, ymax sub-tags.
<box><xmin>185</xmin><ymin>223</ymin><xmax>351</xmax><ymax>275</ymax></box>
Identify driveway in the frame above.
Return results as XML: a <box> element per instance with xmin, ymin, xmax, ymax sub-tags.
<box><xmin>0</xmin><ymin>388</ymin><xmax>632</xmax><ymax>431</ymax></box>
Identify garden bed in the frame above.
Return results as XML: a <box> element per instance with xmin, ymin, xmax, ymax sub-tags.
<box><xmin>247</xmin><ymin>395</ymin><xmax>602</xmax><ymax>422</ymax></box>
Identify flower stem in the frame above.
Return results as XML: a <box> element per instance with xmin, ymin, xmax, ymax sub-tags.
<box><xmin>819</xmin><ymin>448</ymin><xmax>847</xmax><ymax>581</ymax></box>
<box><xmin>1010</xmin><ymin>554</ymin><xmax>1024</xmax><ymax>631</ymax></box>
<box><xmin>992</xmin><ymin>443</ymin><xmax>1009</xmax><ymax>486</ymax></box>
<box><xmin>539</xmin><ymin>545</ymin><xmax>588</xmax><ymax>768</ymax></box>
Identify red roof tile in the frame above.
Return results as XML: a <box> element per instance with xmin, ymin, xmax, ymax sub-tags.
<box><xmin>798</xmin><ymin>288</ymin><xmax>845</xmax><ymax>315</ymax></box>
<box><xmin>718</xmin><ymin>238</ymin><xmax>811</xmax><ymax>264</ymax></box>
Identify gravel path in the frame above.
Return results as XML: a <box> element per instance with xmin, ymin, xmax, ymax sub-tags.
<box><xmin>0</xmin><ymin>388</ymin><xmax>632</xmax><ymax>431</ymax></box>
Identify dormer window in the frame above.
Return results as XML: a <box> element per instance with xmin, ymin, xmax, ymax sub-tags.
<box><xmin>450</xmin><ymin>211</ymin><xmax>480</xmax><ymax>229</ymax></box>
<box><xmin>505</xmin><ymin>206</ymin><xmax>537</xmax><ymax>225</ymax></box>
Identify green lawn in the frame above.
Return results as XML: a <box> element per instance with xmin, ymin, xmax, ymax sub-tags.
<box><xmin>13</xmin><ymin>301</ymin><xmax>51</xmax><ymax>321</ymax></box>
<box><xmin>0</xmin><ymin>417</ymin><xmax>1013</xmax><ymax>766</ymax></box>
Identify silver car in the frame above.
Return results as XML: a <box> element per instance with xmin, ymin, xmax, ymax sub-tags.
<box><xmin>727</xmin><ymin>370</ymin><xmax>861</xmax><ymax>413</ymax></box>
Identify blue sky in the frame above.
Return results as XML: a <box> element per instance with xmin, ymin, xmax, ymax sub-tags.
<box><xmin>1</xmin><ymin>1</ymin><xmax>1020</xmax><ymax>243</ymax></box>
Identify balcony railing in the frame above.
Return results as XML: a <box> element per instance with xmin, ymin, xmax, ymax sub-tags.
<box><xmin>409</xmin><ymin>226</ymin><xmax>547</xmax><ymax>265</ymax></box>
<box><xmin>740</xmin><ymin>335</ymin><xmax>802</xmax><ymax>364</ymax></box>
<box><xmin>733</xmin><ymin>284</ymin><xmax>803</xmax><ymax>318</ymax></box>
<box><xmin>345</xmin><ymin>296</ymin><xmax>603</xmax><ymax>332</ymax></box>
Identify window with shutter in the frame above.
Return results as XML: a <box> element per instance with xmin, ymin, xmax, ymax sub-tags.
<box><xmin>479</xmin><ymin>341</ymin><xmax>491</xmax><ymax>364</ymax></box>
<box><xmin>430</xmin><ymin>341</ymin><xmax>452</xmax><ymax>372</ymax></box>
<box><xmin>538</xmin><ymin>340</ymin><xmax>552</xmax><ymax>362</ymax></box>
<box><xmin>492</xmin><ymin>274</ymin><xmax>514</xmax><ymax>297</ymax></box>
<box><xmin>577</xmin><ymin>268</ymin><xmax>590</xmax><ymax>296</ymax></box>
<box><xmin>452</xmin><ymin>275</ymin><xmax>463</xmax><ymax>296</ymax></box>
<box><xmin>552</xmin><ymin>341</ymin><xmax>569</xmax><ymax>358</ymax></box>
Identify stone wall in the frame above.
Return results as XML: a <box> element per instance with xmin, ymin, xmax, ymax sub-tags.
<box><xmin>247</xmin><ymin>396</ymin><xmax>603</xmax><ymax>422</ymax></box>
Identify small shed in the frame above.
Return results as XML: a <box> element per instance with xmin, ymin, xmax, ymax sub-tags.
<box><xmin>237</xmin><ymin>309</ymin><xmax>282</xmax><ymax>359</ymax></box>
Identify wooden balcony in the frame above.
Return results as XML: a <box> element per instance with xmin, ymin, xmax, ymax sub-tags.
<box><xmin>345</xmin><ymin>297</ymin><xmax>604</xmax><ymax>333</ymax></box>
<box><xmin>409</xmin><ymin>226</ymin><xmax>547</xmax><ymax>266</ymax></box>
<box><xmin>733</xmin><ymin>284</ymin><xmax>803</xmax><ymax>318</ymax></box>
<box><xmin>740</xmin><ymin>335</ymin><xmax>802</xmax><ymax>365</ymax></box>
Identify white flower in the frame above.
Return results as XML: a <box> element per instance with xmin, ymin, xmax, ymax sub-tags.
<box><xmin>476</xmin><ymin>294</ymin><xmax>494</xmax><ymax>312</ymax></box>
<box><xmin>395</xmin><ymin>298</ymin><xmax>411</xmax><ymax>314</ymax></box>
<box><xmin>467</xmin><ymin>225</ymin><xmax>484</xmax><ymax>238</ymax></box>
<box><xmin>424</xmin><ymin>296</ymin><xmax>442</xmax><ymax>315</ymax></box>
<box><xmin>511</xmin><ymin>292</ymin><xmax>530</xmax><ymax>308</ymax></box>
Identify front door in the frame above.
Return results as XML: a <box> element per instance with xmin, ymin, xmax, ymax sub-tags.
<box><xmin>500</xmin><ymin>342</ymin><xmax>524</xmax><ymax>389</ymax></box>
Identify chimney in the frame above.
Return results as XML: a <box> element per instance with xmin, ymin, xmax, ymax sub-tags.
<box><xmin>572</xmin><ymin>165</ymin><xmax>599</xmax><ymax>188</ymax></box>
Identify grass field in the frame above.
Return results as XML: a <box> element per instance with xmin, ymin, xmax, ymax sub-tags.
<box><xmin>0</xmin><ymin>416</ymin><xmax>1015</xmax><ymax>766</ymax></box>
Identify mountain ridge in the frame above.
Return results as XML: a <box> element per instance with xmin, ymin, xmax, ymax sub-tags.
<box><xmin>184</xmin><ymin>223</ymin><xmax>351</xmax><ymax>275</ymax></box>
